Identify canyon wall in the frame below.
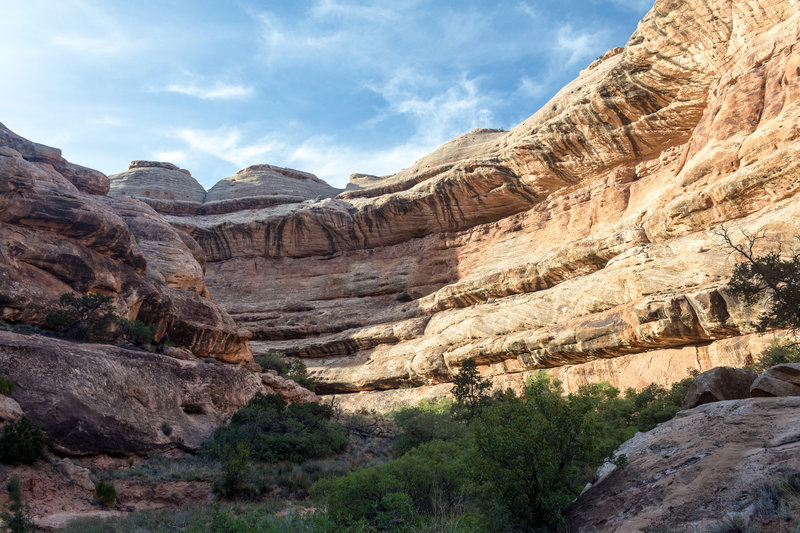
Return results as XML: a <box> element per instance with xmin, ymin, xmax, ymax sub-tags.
<box><xmin>89</xmin><ymin>0</ymin><xmax>800</xmax><ymax>407</ymax></box>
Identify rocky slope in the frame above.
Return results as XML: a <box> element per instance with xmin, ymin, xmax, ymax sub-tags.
<box><xmin>0</xmin><ymin>126</ymin><xmax>251</xmax><ymax>363</ymax></box>
<box><xmin>124</xmin><ymin>0</ymin><xmax>798</xmax><ymax>406</ymax></box>
<box><xmin>567</xmin><ymin>396</ymin><xmax>800</xmax><ymax>531</ymax></box>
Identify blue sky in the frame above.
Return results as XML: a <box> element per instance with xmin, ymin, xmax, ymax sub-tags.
<box><xmin>0</xmin><ymin>0</ymin><xmax>652</xmax><ymax>190</ymax></box>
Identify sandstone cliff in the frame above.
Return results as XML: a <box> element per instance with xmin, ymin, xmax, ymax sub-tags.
<box><xmin>145</xmin><ymin>0</ymin><xmax>800</xmax><ymax>406</ymax></box>
<box><xmin>0</xmin><ymin>125</ymin><xmax>251</xmax><ymax>363</ymax></box>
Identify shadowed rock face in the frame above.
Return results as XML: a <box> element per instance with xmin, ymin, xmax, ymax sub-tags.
<box><xmin>0</xmin><ymin>126</ymin><xmax>251</xmax><ymax>363</ymax></box>
<box><xmin>154</xmin><ymin>0</ymin><xmax>800</xmax><ymax>405</ymax></box>
<box><xmin>0</xmin><ymin>332</ymin><xmax>260</xmax><ymax>455</ymax></box>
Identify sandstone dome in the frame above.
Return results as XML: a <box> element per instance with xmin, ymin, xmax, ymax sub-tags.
<box><xmin>108</xmin><ymin>161</ymin><xmax>207</xmax><ymax>215</ymax></box>
<box><xmin>202</xmin><ymin>164</ymin><xmax>342</xmax><ymax>214</ymax></box>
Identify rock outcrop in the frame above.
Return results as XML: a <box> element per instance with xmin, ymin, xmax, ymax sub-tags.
<box><xmin>0</xmin><ymin>332</ymin><xmax>314</xmax><ymax>455</ymax></box>
<box><xmin>567</xmin><ymin>396</ymin><xmax>800</xmax><ymax>531</ymax></box>
<box><xmin>681</xmin><ymin>366</ymin><xmax>758</xmax><ymax>409</ymax></box>
<box><xmin>0</xmin><ymin>126</ymin><xmax>251</xmax><ymax>363</ymax></box>
<box><xmin>156</xmin><ymin>0</ymin><xmax>800</xmax><ymax>403</ymax></box>
<box><xmin>109</xmin><ymin>162</ymin><xmax>342</xmax><ymax>216</ymax></box>
<box><xmin>751</xmin><ymin>363</ymin><xmax>800</xmax><ymax>397</ymax></box>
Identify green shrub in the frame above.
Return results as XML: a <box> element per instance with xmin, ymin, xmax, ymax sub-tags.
<box><xmin>206</xmin><ymin>394</ymin><xmax>348</xmax><ymax>465</ymax></box>
<box><xmin>450</xmin><ymin>359</ymin><xmax>492</xmax><ymax>420</ymax></box>
<box><xmin>1</xmin><ymin>477</ymin><xmax>33</xmax><ymax>533</ymax></box>
<box><xmin>0</xmin><ymin>416</ymin><xmax>45</xmax><ymax>465</ymax></box>
<box><xmin>0</xmin><ymin>374</ymin><xmax>14</xmax><ymax>395</ymax></box>
<box><xmin>94</xmin><ymin>480</ymin><xmax>117</xmax><ymax>507</ymax></box>
<box><xmin>392</xmin><ymin>407</ymin><xmax>467</xmax><ymax>456</ymax></box>
<box><xmin>45</xmin><ymin>293</ymin><xmax>117</xmax><ymax>342</ymax></box>
<box><xmin>748</xmin><ymin>338</ymin><xmax>800</xmax><ymax>373</ymax></box>
<box><xmin>255</xmin><ymin>353</ymin><xmax>317</xmax><ymax>391</ymax></box>
<box><xmin>312</xmin><ymin>439</ymin><xmax>473</xmax><ymax>529</ymax></box>
<box><xmin>213</xmin><ymin>441</ymin><xmax>254</xmax><ymax>500</ymax></box>
<box><xmin>115</xmin><ymin>318</ymin><xmax>156</xmax><ymax>347</ymax></box>
<box><xmin>472</xmin><ymin>373</ymin><xmax>615</xmax><ymax>531</ymax></box>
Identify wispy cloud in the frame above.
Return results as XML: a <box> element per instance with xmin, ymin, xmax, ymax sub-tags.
<box><xmin>175</xmin><ymin>127</ymin><xmax>280</xmax><ymax>168</ymax></box>
<box><xmin>555</xmin><ymin>25</ymin><xmax>608</xmax><ymax>66</ymax></box>
<box><xmin>164</xmin><ymin>82</ymin><xmax>254</xmax><ymax>100</ymax></box>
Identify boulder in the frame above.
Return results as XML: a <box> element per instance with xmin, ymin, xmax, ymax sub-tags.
<box><xmin>681</xmin><ymin>366</ymin><xmax>757</xmax><ymax>409</ymax></box>
<box><xmin>750</xmin><ymin>363</ymin><xmax>800</xmax><ymax>397</ymax></box>
<box><xmin>0</xmin><ymin>331</ymin><xmax>263</xmax><ymax>455</ymax></box>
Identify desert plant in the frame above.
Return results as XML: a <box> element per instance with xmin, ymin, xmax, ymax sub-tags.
<box><xmin>0</xmin><ymin>416</ymin><xmax>45</xmax><ymax>465</ymax></box>
<box><xmin>0</xmin><ymin>374</ymin><xmax>14</xmax><ymax>395</ymax></box>
<box><xmin>450</xmin><ymin>359</ymin><xmax>492</xmax><ymax>420</ymax></box>
<box><xmin>255</xmin><ymin>352</ymin><xmax>317</xmax><ymax>391</ymax></box>
<box><xmin>747</xmin><ymin>338</ymin><xmax>800</xmax><ymax>373</ymax></box>
<box><xmin>1</xmin><ymin>477</ymin><xmax>33</xmax><ymax>533</ymax></box>
<box><xmin>213</xmin><ymin>440</ymin><xmax>254</xmax><ymax>500</ymax></box>
<box><xmin>718</xmin><ymin>228</ymin><xmax>800</xmax><ymax>331</ymax></box>
<box><xmin>45</xmin><ymin>292</ymin><xmax>117</xmax><ymax>342</ymax></box>
<box><xmin>115</xmin><ymin>318</ymin><xmax>156</xmax><ymax>346</ymax></box>
<box><xmin>392</xmin><ymin>407</ymin><xmax>467</xmax><ymax>456</ymax></box>
<box><xmin>206</xmin><ymin>393</ymin><xmax>348</xmax><ymax>464</ymax></box>
<box><xmin>94</xmin><ymin>480</ymin><xmax>117</xmax><ymax>507</ymax></box>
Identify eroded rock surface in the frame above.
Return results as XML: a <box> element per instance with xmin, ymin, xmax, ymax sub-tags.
<box><xmin>0</xmin><ymin>126</ymin><xmax>251</xmax><ymax>362</ymax></box>
<box><xmin>751</xmin><ymin>363</ymin><xmax>800</xmax><ymax>397</ymax></box>
<box><xmin>163</xmin><ymin>0</ymin><xmax>800</xmax><ymax>401</ymax></box>
<box><xmin>681</xmin><ymin>366</ymin><xmax>757</xmax><ymax>409</ymax></box>
<box><xmin>567</xmin><ymin>397</ymin><xmax>800</xmax><ymax>532</ymax></box>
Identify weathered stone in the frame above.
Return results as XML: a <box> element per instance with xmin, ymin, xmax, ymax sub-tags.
<box><xmin>53</xmin><ymin>458</ymin><xmax>95</xmax><ymax>491</ymax></box>
<box><xmin>179</xmin><ymin>0</ymin><xmax>800</xmax><ymax>399</ymax></box>
<box><xmin>0</xmin><ymin>331</ymin><xmax>262</xmax><ymax>455</ymax></box>
<box><xmin>260</xmin><ymin>370</ymin><xmax>319</xmax><ymax>404</ymax></box>
<box><xmin>567</xmin><ymin>397</ymin><xmax>800</xmax><ymax>532</ymax></box>
<box><xmin>0</xmin><ymin>394</ymin><xmax>24</xmax><ymax>422</ymax></box>
<box><xmin>681</xmin><ymin>366</ymin><xmax>757</xmax><ymax>409</ymax></box>
<box><xmin>750</xmin><ymin>363</ymin><xmax>800</xmax><ymax>397</ymax></box>
<box><xmin>108</xmin><ymin>161</ymin><xmax>206</xmax><ymax>215</ymax></box>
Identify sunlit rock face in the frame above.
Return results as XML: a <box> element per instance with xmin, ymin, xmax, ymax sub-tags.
<box><xmin>132</xmin><ymin>0</ymin><xmax>800</xmax><ymax>406</ymax></box>
<box><xmin>0</xmin><ymin>127</ymin><xmax>251</xmax><ymax>363</ymax></box>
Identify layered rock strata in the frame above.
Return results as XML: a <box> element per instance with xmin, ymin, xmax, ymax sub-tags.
<box><xmin>0</xmin><ymin>125</ymin><xmax>251</xmax><ymax>363</ymax></box>
<box><xmin>109</xmin><ymin>162</ymin><xmax>342</xmax><ymax>216</ymax></box>
<box><xmin>154</xmin><ymin>0</ymin><xmax>800</xmax><ymax>404</ymax></box>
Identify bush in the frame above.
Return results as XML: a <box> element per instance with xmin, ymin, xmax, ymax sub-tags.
<box><xmin>0</xmin><ymin>374</ymin><xmax>14</xmax><ymax>395</ymax></box>
<box><xmin>1</xmin><ymin>477</ymin><xmax>33</xmax><ymax>533</ymax></box>
<box><xmin>450</xmin><ymin>359</ymin><xmax>492</xmax><ymax>420</ymax></box>
<box><xmin>94</xmin><ymin>480</ymin><xmax>117</xmax><ymax>507</ymax></box>
<box><xmin>255</xmin><ymin>352</ymin><xmax>317</xmax><ymax>391</ymax></box>
<box><xmin>44</xmin><ymin>292</ymin><xmax>155</xmax><ymax>346</ymax></box>
<box><xmin>748</xmin><ymin>338</ymin><xmax>800</xmax><ymax>373</ymax></box>
<box><xmin>206</xmin><ymin>394</ymin><xmax>348</xmax><ymax>465</ymax></box>
<box><xmin>472</xmin><ymin>373</ymin><xmax>614</xmax><ymax>531</ymax></box>
<box><xmin>719</xmin><ymin>228</ymin><xmax>800</xmax><ymax>331</ymax></box>
<box><xmin>45</xmin><ymin>293</ymin><xmax>117</xmax><ymax>342</ymax></box>
<box><xmin>213</xmin><ymin>440</ymin><xmax>254</xmax><ymax>500</ymax></box>
<box><xmin>0</xmin><ymin>416</ymin><xmax>45</xmax><ymax>465</ymax></box>
<box><xmin>312</xmin><ymin>439</ymin><xmax>473</xmax><ymax>530</ymax></box>
<box><xmin>392</xmin><ymin>407</ymin><xmax>467</xmax><ymax>457</ymax></box>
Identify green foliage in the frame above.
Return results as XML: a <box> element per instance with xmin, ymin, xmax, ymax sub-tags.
<box><xmin>94</xmin><ymin>480</ymin><xmax>117</xmax><ymax>507</ymax></box>
<box><xmin>392</xmin><ymin>407</ymin><xmax>467</xmax><ymax>457</ymax></box>
<box><xmin>0</xmin><ymin>416</ymin><xmax>45</xmax><ymax>465</ymax></box>
<box><xmin>312</xmin><ymin>439</ymin><xmax>473</xmax><ymax>530</ymax></box>
<box><xmin>206</xmin><ymin>393</ymin><xmax>348</xmax><ymax>465</ymax></box>
<box><xmin>114</xmin><ymin>318</ymin><xmax>156</xmax><ymax>346</ymax></box>
<box><xmin>255</xmin><ymin>352</ymin><xmax>317</xmax><ymax>391</ymax></box>
<box><xmin>747</xmin><ymin>338</ymin><xmax>800</xmax><ymax>373</ymax></box>
<box><xmin>450</xmin><ymin>359</ymin><xmax>492</xmax><ymax>420</ymax></box>
<box><xmin>213</xmin><ymin>440</ymin><xmax>254</xmax><ymax>500</ymax></box>
<box><xmin>471</xmin><ymin>372</ymin><xmax>613</xmax><ymax>531</ymax></box>
<box><xmin>45</xmin><ymin>292</ymin><xmax>117</xmax><ymax>342</ymax></box>
<box><xmin>0</xmin><ymin>374</ymin><xmax>15</xmax><ymax>395</ymax></box>
<box><xmin>1</xmin><ymin>477</ymin><xmax>33</xmax><ymax>533</ymax></box>
<box><xmin>720</xmin><ymin>228</ymin><xmax>800</xmax><ymax>331</ymax></box>
<box><xmin>44</xmin><ymin>292</ymin><xmax>155</xmax><ymax>346</ymax></box>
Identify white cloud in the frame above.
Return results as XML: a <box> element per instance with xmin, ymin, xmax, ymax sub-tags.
<box><xmin>517</xmin><ymin>2</ymin><xmax>538</xmax><ymax>20</ymax></box>
<box><xmin>152</xmin><ymin>150</ymin><xmax>189</xmax><ymax>165</ymax></box>
<box><xmin>175</xmin><ymin>127</ymin><xmax>280</xmax><ymax>168</ymax></box>
<box><xmin>517</xmin><ymin>76</ymin><xmax>547</xmax><ymax>99</ymax></box>
<box><xmin>164</xmin><ymin>82</ymin><xmax>254</xmax><ymax>100</ymax></box>
<box><xmin>555</xmin><ymin>25</ymin><xmax>608</xmax><ymax>66</ymax></box>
